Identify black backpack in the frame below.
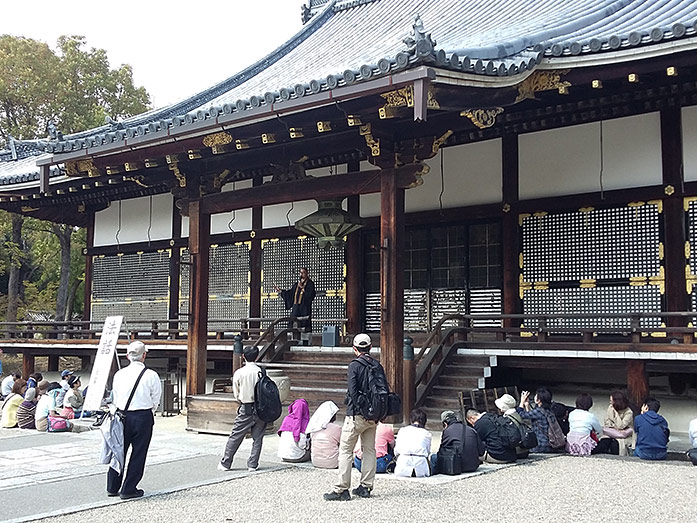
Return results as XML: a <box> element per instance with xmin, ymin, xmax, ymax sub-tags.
<box><xmin>509</xmin><ymin>415</ymin><xmax>538</xmax><ymax>450</ymax></box>
<box><xmin>355</xmin><ymin>357</ymin><xmax>401</xmax><ymax>421</ymax></box>
<box><xmin>254</xmin><ymin>368</ymin><xmax>282</xmax><ymax>422</ymax></box>
<box><xmin>490</xmin><ymin>414</ymin><xmax>523</xmax><ymax>450</ymax></box>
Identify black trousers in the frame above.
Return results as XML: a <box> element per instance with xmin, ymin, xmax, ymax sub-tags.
<box><xmin>107</xmin><ymin>409</ymin><xmax>154</xmax><ymax>494</ymax></box>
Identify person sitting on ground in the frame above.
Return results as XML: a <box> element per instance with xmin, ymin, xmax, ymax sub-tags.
<box><xmin>1</xmin><ymin>379</ymin><xmax>28</xmax><ymax>428</ymax></box>
<box><xmin>596</xmin><ymin>391</ymin><xmax>634</xmax><ymax>456</ymax></box>
<box><xmin>466</xmin><ymin>409</ymin><xmax>517</xmax><ymax>464</ymax></box>
<box><xmin>431</xmin><ymin>410</ymin><xmax>484</xmax><ymax>474</ymax></box>
<box><xmin>26</xmin><ymin>372</ymin><xmax>43</xmax><ymax>391</ymax></box>
<box><xmin>55</xmin><ymin>370</ymin><xmax>73</xmax><ymax>410</ymax></box>
<box><xmin>62</xmin><ymin>375</ymin><xmax>84</xmax><ymax>419</ymax></box>
<box><xmin>496</xmin><ymin>393</ymin><xmax>531</xmax><ymax>459</ymax></box>
<box><xmin>516</xmin><ymin>388</ymin><xmax>557</xmax><ymax>453</ymax></box>
<box><xmin>394</xmin><ymin>408</ymin><xmax>432</xmax><ymax>477</ymax></box>
<box><xmin>689</xmin><ymin>410</ymin><xmax>697</xmax><ymax>449</ymax></box>
<box><xmin>17</xmin><ymin>386</ymin><xmax>39</xmax><ymax>430</ymax></box>
<box><xmin>278</xmin><ymin>398</ymin><xmax>311</xmax><ymax>462</ymax></box>
<box><xmin>1</xmin><ymin>371</ymin><xmax>21</xmax><ymax>400</ymax></box>
<box><xmin>306</xmin><ymin>401</ymin><xmax>342</xmax><ymax>469</ymax></box>
<box><xmin>354</xmin><ymin>422</ymin><xmax>395</xmax><ymax>474</ymax></box>
<box><xmin>634</xmin><ymin>397</ymin><xmax>670</xmax><ymax>461</ymax></box>
<box><xmin>35</xmin><ymin>382</ymin><xmax>72</xmax><ymax>432</ymax></box>
<box><xmin>566</xmin><ymin>393</ymin><xmax>602</xmax><ymax>456</ymax></box>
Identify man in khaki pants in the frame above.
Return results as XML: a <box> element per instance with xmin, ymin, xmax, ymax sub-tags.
<box><xmin>324</xmin><ymin>333</ymin><xmax>378</xmax><ymax>501</ymax></box>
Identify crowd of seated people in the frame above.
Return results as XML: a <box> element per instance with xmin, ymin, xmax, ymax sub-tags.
<box><xmin>276</xmin><ymin>385</ymin><xmax>684</xmax><ymax>478</ymax></box>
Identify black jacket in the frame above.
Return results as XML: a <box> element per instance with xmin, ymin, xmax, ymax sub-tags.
<box><xmin>438</xmin><ymin>421</ymin><xmax>485</xmax><ymax>472</ymax></box>
<box><xmin>345</xmin><ymin>353</ymin><xmax>376</xmax><ymax>417</ymax></box>
<box><xmin>474</xmin><ymin>413</ymin><xmax>517</xmax><ymax>463</ymax></box>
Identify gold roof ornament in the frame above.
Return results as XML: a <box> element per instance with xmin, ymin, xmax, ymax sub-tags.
<box><xmin>460</xmin><ymin>107</ymin><xmax>504</xmax><ymax>129</ymax></box>
<box><xmin>515</xmin><ymin>70</ymin><xmax>571</xmax><ymax>103</ymax></box>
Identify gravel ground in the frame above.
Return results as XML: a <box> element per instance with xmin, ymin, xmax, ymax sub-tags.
<box><xmin>38</xmin><ymin>455</ymin><xmax>697</xmax><ymax>523</ymax></box>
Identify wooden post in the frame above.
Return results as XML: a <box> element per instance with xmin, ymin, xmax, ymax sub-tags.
<box><xmin>345</xmin><ymin>177</ymin><xmax>362</xmax><ymax>336</ymax></box>
<box><xmin>249</xmin><ymin>176</ymin><xmax>263</xmax><ymax>337</ymax></box>
<box><xmin>661</xmin><ymin>108</ymin><xmax>687</xmax><ymax>330</ymax></box>
<box><xmin>187</xmin><ymin>200</ymin><xmax>210</xmax><ymax>396</ymax></box>
<box><xmin>402</xmin><ymin>337</ymin><xmax>414</xmax><ymax>423</ymax></box>
<box><xmin>22</xmin><ymin>352</ymin><xmax>35</xmax><ymax>378</ymax></box>
<box><xmin>48</xmin><ymin>355</ymin><xmax>59</xmax><ymax>372</ymax></box>
<box><xmin>83</xmin><ymin>213</ymin><xmax>95</xmax><ymax>323</ymax></box>
<box><xmin>168</xmin><ymin>204</ymin><xmax>182</xmax><ymax>336</ymax></box>
<box><xmin>501</xmin><ymin>134</ymin><xmax>521</xmax><ymax>331</ymax></box>
<box><xmin>627</xmin><ymin>360</ymin><xmax>649</xmax><ymax>411</ymax></box>
<box><xmin>80</xmin><ymin>355</ymin><xmax>91</xmax><ymax>369</ymax></box>
<box><xmin>380</xmin><ymin>169</ymin><xmax>405</xmax><ymax>405</ymax></box>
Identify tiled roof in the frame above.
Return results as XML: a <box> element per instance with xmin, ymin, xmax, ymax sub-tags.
<box><xmin>4</xmin><ymin>0</ymin><xmax>697</xmax><ymax>183</ymax></box>
<box><xmin>0</xmin><ymin>139</ymin><xmax>62</xmax><ymax>184</ymax></box>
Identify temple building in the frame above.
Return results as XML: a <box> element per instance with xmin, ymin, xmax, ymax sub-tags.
<box><xmin>3</xmin><ymin>0</ymin><xmax>697</xmax><ymax>420</ymax></box>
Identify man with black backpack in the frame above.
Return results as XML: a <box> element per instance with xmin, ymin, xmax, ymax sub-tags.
<box><xmin>324</xmin><ymin>333</ymin><xmax>383</xmax><ymax>501</ymax></box>
<box><xmin>218</xmin><ymin>346</ymin><xmax>268</xmax><ymax>472</ymax></box>
<box><xmin>466</xmin><ymin>409</ymin><xmax>517</xmax><ymax>464</ymax></box>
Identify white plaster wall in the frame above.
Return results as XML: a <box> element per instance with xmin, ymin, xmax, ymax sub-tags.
<box><xmin>263</xmin><ymin>200</ymin><xmax>318</xmax><ymax>228</ymax></box>
<box><xmin>682</xmin><ymin>105</ymin><xmax>697</xmax><ymax>182</ymax></box>
<box><xmin>408</xmin><ymin>139</ymin><xmax>502</xmax><ymax>212</ymax></box>
<box><xmin>360</xmin><ymin>140</ymin><xmax>503</xmax><ymax>217</ymax></box>
<box><xmin>210</xmin><ymin>179</ymin><xmax>253</xmax><ymax>234</ymax></box>
<box><xmin>519</xmin><ymin>113</ymin><xmax>661</xmax><ymax>199</ymax></box>
<box><xmin>94</xmin><ymin>193</ymin><xmax>172</xmax><ymax>247</ymax></box>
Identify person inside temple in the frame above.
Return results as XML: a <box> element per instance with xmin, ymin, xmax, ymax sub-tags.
<box><xmin>276</xmin><ymin>267</ymin><xmax>316</xmax><ymax>346</ymax></box>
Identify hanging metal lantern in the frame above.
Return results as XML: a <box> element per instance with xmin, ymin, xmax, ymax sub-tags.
<box><xmin>295</xmin><ymin>199</ymin><xmax>364</xmax><ymax>250</ymax></box>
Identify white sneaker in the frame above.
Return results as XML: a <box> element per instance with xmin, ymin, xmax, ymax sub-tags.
<box><xmin>247</xmin><ymin>467</ymin><xmax>257</xmax><ymax>472</ymax></box>
<box><xmin>217</xmin><ymin>462</ymin><xmax>231</xmax><ymax>472</ymax></box>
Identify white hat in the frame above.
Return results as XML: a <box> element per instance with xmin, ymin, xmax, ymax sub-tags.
<box><xmin>353</xmin><ymin>333</ymin><xmax>372</xmax><ymax>351</ymax></box>
<box><xmin>495</xmin><ymin>394</ymin><xmax>517</xmax><ymax>412</ymax></box>
<box><xmin>126</xmin><ymin>341</ymin><xmax>148</xmax><ymax>358</ymax></box>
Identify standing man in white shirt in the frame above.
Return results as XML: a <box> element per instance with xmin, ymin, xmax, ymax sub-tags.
<box><xmin>107</xmin><ymin>341</ymin><xmax>162</xmax><ymax>499</ymax></box>
<box><xmin>218</xmin><ymin>346</ymin><xmax>266</xmax><ymax>472</ymax></box>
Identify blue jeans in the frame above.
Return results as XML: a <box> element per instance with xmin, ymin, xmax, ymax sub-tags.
<box><xmin>634</xmin><ymin>447</ymin><xmax>667</xmax><ymax>460</ymax></box>
<box><xmin>354</xmin><ymin>453</ymin><xmax>393</xmax><ymax>474</ymax></box>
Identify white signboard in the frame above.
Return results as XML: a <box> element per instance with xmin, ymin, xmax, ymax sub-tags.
<box><xmin>83</xmin><ymin>316</ymin><xmax>123</xmax><ymax>412</ymax></box>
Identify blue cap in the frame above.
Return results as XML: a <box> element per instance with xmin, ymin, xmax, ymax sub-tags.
<box><xmin>61</xmin><ymin>370</ymin><xmax>74</xmax><ymax>378</ymax></box>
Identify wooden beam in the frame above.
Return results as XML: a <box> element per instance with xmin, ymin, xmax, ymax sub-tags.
<box><xmin>199</xmin><ymin>164</ymin><xmax>422</xmax><ymax>215</ymax></box>
<box><xmin>501</xmin><ymin>133</ymin><xmax>520</xmax><ymax>330</ymax></box>
<box><xmin>380</xmin><ymin>168</ymin><xmax>405</xmax><ymax>414</ymax></box>
<box><xmin>187</xmin><ymin>200</ymin><xmax>210</xmax><ymax>396</ymax></box>
<box><xmin>661</xmin><ymin>107</ymin><xmax>688</xmax><ymax>326</ymax></box>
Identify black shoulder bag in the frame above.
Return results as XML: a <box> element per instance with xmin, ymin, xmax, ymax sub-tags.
<box><xmin>116</xmin><ymin>367</ymin><xmax>147</xmax><ymax>422</ymax></box>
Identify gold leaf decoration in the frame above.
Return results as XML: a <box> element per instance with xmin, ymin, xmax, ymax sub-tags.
<box><xmin>460</xmin><ymin>107</ymin><xmax>504</xmax><ymax>129</ymax></box>
<box><xmin>515</xmin><ymin>70</ymin><xmax>571</xmax><ymax>103</ymax></box>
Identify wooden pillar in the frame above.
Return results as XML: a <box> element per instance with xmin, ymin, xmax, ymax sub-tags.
<box><xmin>249</xmin><ymin>176</ymin><xmax>263</xmax><ymax>335</ymax></box>
<box><xmin>22</xmin><ymin>352</ymin><xmax>35</xmax><ymax>378</ymax></box>
<box><xmin>83</xmin><ymin>213</ymin><xmax>95</xmax><ymax>323</ymax></box>
<box><xmin>627</xmin><ymin>360</ymin><xmax>649</xmax><ymax>411</ymax></box>
<box><xmin>168</xmin><ymin>203</ymin><xmax>182</xmax><ymax>334</ymax></box>
<box><xmin>80</xmin><ymin>355</ymin><xmax>91</xmax><ymax>369</ymax></box>
<box><xmin>661</xmin><ymin>108</ymin><xmax>687</xmax><ymax>327</ymax></box>
<box><xmin>380</xmin><ymin>169</ymin><xmax>405</xmax><ymax>404</ymax></box>
<box><xmin>48</xmin><ymin>355</ymin><xmax>59</xmax><ymax>371</ymax></box>
<box><xmin>402</xmin><ymin>336</ymin><xmax>415</xmax><ymax>421</ymax></box>
<box><xmin>501</xmin><ymin>133</ymin><xmax>521</xmax><ymax>330</ymax></box>
<box><xmin>187</xmin><ymin>200</ymin><xmax>210</xmax><ymax>396</ymax></box>
<box><xmin>346</xmin><ymin>159</ymin><xmax>362</xmax><ymax>336</ymax></box>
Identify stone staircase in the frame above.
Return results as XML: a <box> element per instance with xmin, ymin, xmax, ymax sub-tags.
<box><xmin>267</xmin><ymin>348</ymin><xmax>494</xmax><ymax>429</ymax></box>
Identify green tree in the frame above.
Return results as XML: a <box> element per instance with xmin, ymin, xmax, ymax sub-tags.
<box><xmin>0</xmin><ymin>34</ymin><xmax>151</xmax><ymax>322</ymax></box>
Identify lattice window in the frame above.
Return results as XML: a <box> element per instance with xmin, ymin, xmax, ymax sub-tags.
<box><xmin>686</xmin><ymin>199</ymin><xmax>697</xmax><ymax>311</ymax></box>
<box><xmin>469</xmin><ymin>223</ymin><xmax>501</xmax><ymax>289</ymax></box>
<box><xmin>180</xmin><ymin>242</ymin><xmax>251</xmax><ymax>330</ymax></box>
<box><xmin>91</xmin><ymin>250</ymin><xmax>170</xmax><ymax>324</ymax></box>
<box><xmin>520</xmin><ymin>202</ymin><xmax>663</xmax><ymax>331</ymax></box>
<box><xmin>261</xmin><ymin>236</ymin><xmax>345</xmax><ymax>332</ymax></box>
<box><xmin>432</xmin><ymin>225</ymin><xmax>467</xmax><ymax>289</ymax></box>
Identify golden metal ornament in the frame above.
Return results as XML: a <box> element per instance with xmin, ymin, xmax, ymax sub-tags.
<box><xmin>64</xmin><ymin>161</ymin><xmax>79</xmax><ymax>176</ymax></box>
<box><xmin>515</xmin><ymin>70</ymin><xmax>571</xmax><ymax>103</ymax></box>
<box><xmin>169</xmin><ymin>162</ymin><xmax>186</xmax><ymax>188</ymax></box>
<box><xmin>460</xmin><ymin>107</ymin><xmax>504</xmax><ymax>129</ymax></box>
<box><xmin>202</xmin><ymin>132</ymin><xmax>233</xmax><ymax>148</ymax></box>
<box><xmin>380</xmin><ymin>84</ymin><xmax>440</xmax><ymax>109</ymax></box>
<box><xmin>77</xmin><ymin>159</ymin><xmax>100</xmax><ymax>177</ymax></box>
<box><xmin>664</xmin><ymin>185</ymin><xmax>675</xmax><ymax>195</ymax></box>
<box><xmin>431</xmin><ymin>129</ymin><xmax>453</xmax><ymax>155</ymax></box>
<box><xmin>124</xmin><ymin>175</ymin><xmax>149</xmax><ymax>188</ymax></box>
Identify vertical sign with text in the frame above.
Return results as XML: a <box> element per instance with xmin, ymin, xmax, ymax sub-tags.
<box><xmin>83</xmin><ymin>316</ymin><xmax>123</xmax><ymax>412</ymax></box>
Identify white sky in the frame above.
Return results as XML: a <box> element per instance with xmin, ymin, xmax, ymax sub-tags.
<box><xmin>0</xmin><ymin>0</ymin><xmax>304</xmax><ymax>109</ymax></box>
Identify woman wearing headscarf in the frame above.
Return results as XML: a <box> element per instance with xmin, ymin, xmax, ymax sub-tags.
<box><xmin>277</xmin><ymin>399</ymin><xmax>311</xmax><ymax>462</ymax></box>
<box><xmin>17</xmin><ymin>387</ymin><xmax>39</xmax><ymax>429</ymax></box>
<box><xmin>306</xmin><ymin>401</ymin><xmax>342</xmax><ymax>469</ymax></box>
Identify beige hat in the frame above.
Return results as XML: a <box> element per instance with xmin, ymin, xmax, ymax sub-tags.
<box><xmin>127</xmin><ymin>341</ymin><xmax>148</xmax><ymax>358</ymax></box>
<box><xmin>495</xmin><ymin>393</ymin><xmax>517</xmax><ymax>412</ymax></box>
<box><xmin>353</xmin><ymin>333</ymin><xmax>372</xmax><ymax>351</ymax></box>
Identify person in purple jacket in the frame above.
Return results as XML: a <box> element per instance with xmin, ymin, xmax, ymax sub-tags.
<box><xmin>634</xmin><ymin>397</ymin><xmax>670</xmax><ymax>460</ymax></box>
